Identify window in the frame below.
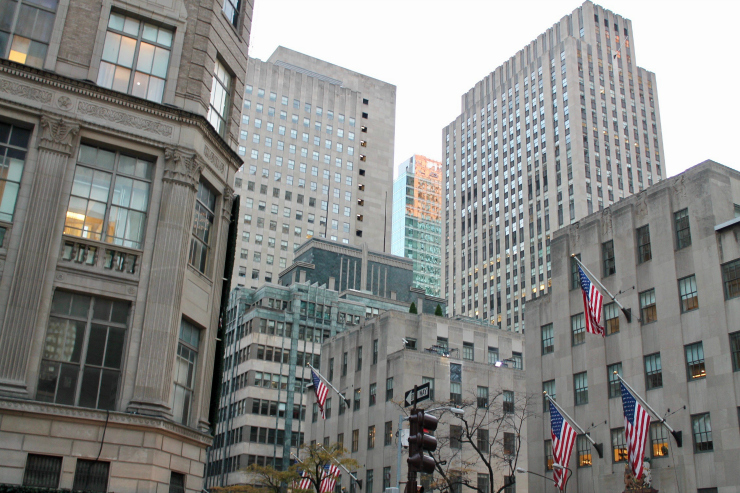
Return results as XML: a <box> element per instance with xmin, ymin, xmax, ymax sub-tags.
<box><xmin>385</xmin><ymin>421</ymin><xmax>393</xmax><ymax>446</ymax></box>
<box><xmin>373</xmin><ymin>339</ymin><xmax>378</xmax><ymax>365</ymax></box>
<box><xmin>189</xmin><ymin>180</ymin><xmax>216</xmax><ymax>274</ymax></box>
<box><xmin>503</xmin><ymin>432</ymin><xmax>515</xmax><ymax>456</ymax></box>
<box><xmin>64</xmin><ymin>144</ymin><xmax>153</xmax><ymax>249</ymax></box>
<box><xmin>421</xmin><ymin>376</ymin><xmax>435</xmax><ymax>400</ymax></box>
<box><xmin>644</xmin><ymin>353</ymin><xmax>662</xmax><ymax>390</ymax></box>
<box><xmin>577</xmin><ymin>435</ymin><xmax>592</xmax><ymax>467</ymax></box>
<box><xmin>97</xmin><ymin>13</ymin><xmax>172</xmax><ymax>103</ymax></box>
<box><xmin>722</xmin><ymin>259</ymin><xmax>740</xmax><ymax>300</ymax></box>
<box><xmin>477</xmin><ymin>386</ymin><xmax>488</xmax><ymax>408</ymax></box>
<box><xmin>463</xmin><ymin>341</ymin><xmax>474</xmax><ymax>360</ymax></box>
<box><xmin>172</xmin><ymin>319</ymin><xmax>200</xmax><ymax>425</ymax></box>
<box><xmin>570</xmin><ymin>254</ymin><xmax>581</xmax><ymax>290</ymax></box>
<box><xmin>636</xmin><ymin>225</ymin><xmax>651</xmax><ymax>263</ymax></box>
<box><xmin>404</xmin><ymin>338</ymin><xmax>417</xmax><ymax>350</ymax></box>
<box><xmin>367</xmin><ymin>425</ymin><xmax>376</xmax><ymax>449</ymax></box>
<box><xmin>23</xmin><ymin>454</ymin><xmax>62</xmax><ymax>488</ymax></box>
<box><xmin>385</xmin><ymin>377</ymin><xmax>393</xmax><ymax>401</ymax></box>
<box><xmin>674</xmin><ymin>208</ymin><xmax>691</xmax><ymax>249</ymax></box>
<box><xmin>602</xmin><ymin>240</ymin><xmax>615</xmax><ymax>276</ymax></box>
<box><xmin>207</xmin><ymin>58</ymin><xmax>232</xmax><ymax>135</ymax></box>
<box><xmin>678</xmin><ymin>275</ymin><xmax>699</xmax><ymax>312</ymax></box>
<box><xmin>478</xmin><ymin>429</ymin><xmax>489</xmax><ymax>451</ymax></box>
<box><xmin>352</xmin><ymin>429</ymin><xmax>359</xmax><ymax>452</ymax></box>
<box><xmin>369</xmin><ymin>383</ymin><xmax>376</xmax><ymax>406</ymax></box>
<box><xmin>0</xmin><ymin>123</ymin><xmax>30</xmax><ymax>222</ymax></box>
<box><xmin>73</xmin><ymin>460</ymin><xmax>110</xmax><ymax>493</ymax></box>
<box><xmin>650</xmin><ymin>423</ymin><xmax>669</xmax><ymax>458</ymax></box>
<box><xmin>342</xmin><ymin>352</ymin><xmax>348</xmax><ymax>376</ymax></box>
<box><xmin>574</xmin><ymin>372</ymin><xmax>588</xmax><ymax>405</ymax></box>
<box><xmin>37</xmin><ymin>292</ymin><xmax>128</xmax><ymax>410</ymax></box>
<box><xmin>691</xmin><ymin>413</ymin><xmax>713</xmax><ymax>452</ymax></box>
<box><xmin>354</xmin><ymin>388</ymin><xmax>361</xmax><ymax>410</ymax></box>
<box><xmin>503</xmin><ymin>390</ymin><xmax>514</xmax><ymax>413</ymax></box>
<box><xmin>542</xmin><ymin>380</ymin><xmax>555</xmax><ymax>412</ymax></box>
<box><xmin>544</xmin><ymin>440</ymin><xmax>553</xmax><ymax>471</ymax></box>
<box><xmin>611</xmin><ymin>428</ymin><xmax>627</xmax><ymax>463</ymax></box>
<box><xmin>477</xmin><ymin>474</ymin><xmax>489</xmax><ymax>493</ymax></box>
<box><xmin>450</xmin><ymin>425</ymin><xmax>463</xmax><ymax>449</ymax></box>
<box><xmin>2</xmin><ymin>0</ymin><xmax>60</xmax><ymax>68</ymax></box>
<box><xmin>607</xmin><ymin>362</ymin><xmax>622</xmax><ymax>398</ymax></box>
<box><xmin>640</xmin><ymin>289</ymin><xmax>657</xmax><ymax>324</ymax></box>
<box><xmin>685</xmin><ymin>342</ymin><xmax>706</xmax><ymax>380</ymax></box>
<box><xmin>169</xmin><ymin>472</ymin><xmax>185</xmax><ymax>493</ymax></box>
<box><xmin>356</xmin><ymin>346</ymin><xmax>362</xmax><ymax>371</ymax></box>
<box><xmin>731</xmin><ymin>331</ymin><xmax>740</xmax><ymax>372</ymax></box>
<box><xmin>541</xmin><ymin>323</ymin><xmax>554</xmax><ymax>354</ymax></box>
<box><xmin>604</xmin><ymin>303</ymin><xmax>619</xmax><ymax>335</ymax></box>
<box><xmin>488</xmin><ymin>346</ymin><xmax>499</xmax><ymax>364</ymax></box>
<box><xmin>325</xmin><ymin>398</ymin><xmax>332</xmax><ymax>419</ymax></box>
<box><xmin>571</xmin><ymin>313</ymin><xmax>585</xmax><ymax>346</ymax></box>
<box><xmin>450</xmin><ymin>382</ymin><xmax>462</xmax><ymax>405</ymax></box>
<box><xmin>511</xmin><ymin>351</ymin><xmax>523</xmax><ymax>370</ymax></box>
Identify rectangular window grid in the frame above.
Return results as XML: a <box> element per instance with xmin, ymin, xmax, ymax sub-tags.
<box><xmin>731</xmin><ymin>331</ymin><xmax>740</xmax><ymax>372</ymax></box>
<box><xmin>636</xmin><ymin>225</ymin><xmax>651</xmax><ymax>263</ymax></box>
<box><xmin>685</xmin><ymin>342</ymin><xmax>706</xmax><ymax>380</ymax></box>
<box><xmin>722</xmin><ymin>259</ymin><xmax>740</xmax><ymax>300</ymax></box>
<box><xmin>571</xmin><ymin>313</ymin><xmax>585</xmax><ymax>346</ymax></box>
<box><xmin>604</xmin><ymin>303</ymin><xmax>619</xmax><ymax>335</ymax></box>
<box><xmin>607</xmin><ymin>362</ymin><xmax>622</xmax><ymax>398</ymax></box>
<box><xmin>644</xmin><ymin>353</ymin><xmax>662</xmax><ymax>390</ymax></box>
<box><xmin>674</xmin><ymin>208</ymin><xmax>691</xmax><ymax>249</ymax></box>
<box><xmin>691</xmin><ymin>413</ymin><xmax>712</xmax><ymax>452</ymax></box>
<box><xmin>650</xmin><ymin>423</ymin><xmax>669</xmax><ymax>458</ymax></box>
<box><xmin>0</xmin><ymin>123</ymin><xmax>30</xmax><ymax>222</ymax></box>
<box><xmin>577</xmin><ymin>435</ymin><xmax>592</xmax><ymax>467</ymax></box>
<box><xmin>574</xmin><ymin>372</ymin><xmax>588</xmax><ymax>406</ymax></box>
<box><xmin>640</xmin><ymin>289</ymin><xmax>657</xmax><ymax>324</ymax></box>
<box><xmin>602</xmin><ymin>240</ymin><xmax>615</xmax><ymax>276</ymax></box>
<box><xmin>678</xmin><ymin>275</ymin><xmax>699</xmax><ymax>312</ymax></box>
<box><xmin>0</xmin><ymin>0</ymin><xmax>59</xmax><ymax>69</ymax></box>
<box><xmin>541</xmin><ymin>323</ymin><xmax>554</xmax><ymax>354</ymax></box>
<box><xmin>23</xmin><ymin>454</ymin><xmax>62</xmax><ymax>488</ymax></box>
<box><xmin>611</xmin><ymin>428</ymin><xmax>627</xmax><ymax>463</ymax></box>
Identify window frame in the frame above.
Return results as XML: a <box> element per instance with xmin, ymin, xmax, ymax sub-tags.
<box><xmin>541</xmin><ymin>323</ymin><xmax>554</xmax><ymax>355</ymax></box>
<box><xmin>577</xmin><ymin>435</ymin><xmax>592</xmax><ymax>467</ymax></box>
<box><xmin>574</xmin><ymin>371</ymin><xmax>588</xmax><ymax>406</ymax></box>
<box><xmin>0</xmin><ymin>0</ymin><xmax>59</xmax><ymax>69</ymax></box>
<box><xmin>207</xmin><ymin>58</ymin><xmax>232</xmax><ymax>136</ymax></box>
<box><xmin>604</xmin><ymin>302</ymin><xmax>619</xmax><ymax>335</ymax></box>
<box><xmin>611</xmin><ymin>428</ymin><xmax>627</xmax><ymax>463</ymax></box>
<box><xmin>571</xmin><ymin>313</ymin><xmax>585</xmax><ymax>346</ymax></box>
<box><xmin>684</xmin><ymin>342</ymin><xmax>706</xmax><ymax>380</ymax></box>
<box><xmin>23</xmin><ymin>454</ymin><xmax>62</xmax><ymax>488</ymax></box>
<box><xmin>722</xmin><ymin>259</ymin><xmax>740</xmax><ymax>300</ymax></box>
<box><xmin>172</xmin><ymin>319</ymin><xmax>200</xmax><ymax>425</ymax></box>
<box><xmin>188</xmin><ymin>179</ymin><xmax>217</xmax><ymax>275</ymax></box>
<box><xmin>607</xmin><ymin>362</ymin><xmax>622</xmax><ymax>398</ymax></box>
<box><xmin>674</xmin><ymin>208</ymin><xmax>691</xmax><ymax>250</ymax></box>
<box><xmin>636</xmin><ymin>225</ymin><xmax>651</xmax><ymax>264</ymax></box>
<box><xmin>650</xmin><ymin>422</ymin><xmax>669</xmax><ymax>459</ymax></box>
<box><xmin>731</xmin><ymin>331</ymin><xmax>740</xmax><ymax>372</ymax></box>
<box><xmin>644</xmin><ymin>352</ymin><xmax>663</xmax><ymax>390</ymax></box>
<box><xmin>602</xmin><ymin>240</ymin><xmax>616</xmax><ymax>277</ymax></box>
<box><xmin>678</xmin><ymin>275</ymin><xmax>699</xmax><ymax>313</ymax></box>
<box><xmin>691</xmin><ymin>413</ymin><xmax>713</xmax><ymax>453</ymax></box>
<box><xmin>0</xmin><ymin>122</ymin><xmax>31</xmax><ymax>223</ymax></box>
<box><xmin>639</xmin><ymin>288</ymin><xmax>657</xmax><ymax>324</ymax></box>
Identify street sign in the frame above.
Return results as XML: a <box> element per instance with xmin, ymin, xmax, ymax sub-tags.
<box><xmin>404</xmin><ymin>382</ymin><xmax>430</xmax><ymax>407</ymax></box>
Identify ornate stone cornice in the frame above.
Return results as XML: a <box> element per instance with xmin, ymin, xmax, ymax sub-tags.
<box><xmin>38</xmin><ymin>115</ymin><xmax>79</xmax><ymax>155</ymax></box>
<box><xmin>164</xmin><ymin>147</ymin><xmax>202</xmax><ymax>190</ymax></box>
<box><xmin>0</xmin><ymin>397</ymin><xmax>212</xmax><ymax>446</ymax></box>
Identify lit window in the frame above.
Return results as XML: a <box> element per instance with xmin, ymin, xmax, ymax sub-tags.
<box><xmin>685</xmin><ymin>342</ymin><xmax>706</xmax><ymax>380</ymax></box>
<box><xmin>611</xmin><ymin>428</ymin><xmax>627</xmax><ymax>462</ymax></box>
<box><xmin>97</xmin><ymin>13</ymin><xmax>173</xmax><ymax>103</ymax></box>
<box><xmin>640</xmin><ymin>289</ymin><xmax>657</xmax><ymax>324</ymax></box>
<box><xmin>577</xmin><ymin>435</ymin><xmax>592</xmax><ymax>467</ymax></box>
<box><xmin>722</xmin><ymin>259</ymin><xmax>740</xmax><ymax>299</ymax></box>
<box><xmin>650</xmin><ymin>423</ymin><xmax>669</xmax><ymax>458</ymax></box>
<box><xmin>0</xmin><ymin>0</ymin><xmax>59</xmax><ymax>68</ymax></box>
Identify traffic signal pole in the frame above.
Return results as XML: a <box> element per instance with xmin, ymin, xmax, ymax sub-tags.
<box><xmin>405</xmin><ymin>385</ymin><xmax>439</xmax><ymax>493</ymax></box>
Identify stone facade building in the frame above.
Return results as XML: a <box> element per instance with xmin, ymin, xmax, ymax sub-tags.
<box><xmin>233</xmin><ymin>47</ymin><xmax>396</xmax><ymax>290</ymax></box>
<box><xmin>442</xmin><ymin>1</ymin><xmax>665</xmax><ymax>332</ymax></box>
<box><xmin>392</xmin><ymin>155</ymin><xmax>443</xmax><ymax>297</ymax></box>
<box><xmin>307</xmin><ymin>311</ymin><xmax>528</xmax><ymax>493</ymax></box>
<box><xmin>524</xmin><ymin>160</ymin><xmax>740</xmax><ymax>492</ymax></box>
<box><xmin>206</xmin><ymin>238</ymin><xmax>444</xmax><ymax>488</ymax></box>
<box><xmin>0</xmin><ymin>0</ymin><xmax>252</xmax><ymax>489</ymax></box>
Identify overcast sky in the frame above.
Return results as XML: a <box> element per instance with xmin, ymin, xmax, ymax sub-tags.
<box><xmin>249</xmin><ymin>0</ymin><xmax>739</xmax><ymax>179</ymax></box>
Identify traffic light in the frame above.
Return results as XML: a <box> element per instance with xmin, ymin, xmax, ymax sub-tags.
<box><xmin>407</xmin><ymin>410</ymin><xmax>438</xmax><ymax>474</ymax></box>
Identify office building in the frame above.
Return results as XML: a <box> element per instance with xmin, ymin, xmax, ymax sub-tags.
<box><xmin>307</xmin><ymin>311</ymin><xmax>528</xmax><ymax>493</ymax></box>
<box><xmin>234</xmin><ymin>47</ymin><xmax>396</xmax><ymax>290</ymax></box>
<box><xmin>524</xmin><ymin>160</ymin><xmax>740</xmax><ymax>492</ymax></box>
<box><xmin>442</xmin><ymin>1</ymin><xmax>664</xmax><ymax>332</ymax></box>
<box><xmin>0</xmin><ymin>0</ymin><xmax>251</xmax><ymax>489</ymax></box>
<box><xmin>392</xmin><ymin>155</ymin><xmax>443</xmax><ymax>297</ymax></box>
<box><xmin>206</xmin><ymin>239</ymin><xmax>444</xmax><ymax>487</ymax></box>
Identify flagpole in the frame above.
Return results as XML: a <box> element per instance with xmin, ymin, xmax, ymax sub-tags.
<box><xmin>571</xmin><ymin>254</ymin><xmax>633</xmax><ymax>322</ymax></box>
<box><xmin>308</xmin><ymin>363</ymin><xmax>351</xmax><ymax>409</ymax></box>
<box><xmin>319</xmin><ymin>445</ymin><xmax>360</xmax><ymax>482</ymax></box>
<box><xmin>614</xmin><ymin>373</ymin><xmax>683</xmax><ymax>447</ymax></box>
<box><xmin>545</xmin><ymin>393</ymin><xmax>604</xmax><ymax>458</ymax></box>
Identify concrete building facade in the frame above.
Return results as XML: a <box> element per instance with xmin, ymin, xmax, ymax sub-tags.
<box><xmin>392</xmin><ymin>155</ymin><xmax>443</xmax><ymax>297</ymax></box>
<box><xmin>442</xmin><ymin>1</ymin><xmax>665</xmax><ymax>332</ymax></box>
<box><xmin>206</xmin><ymin>239</ymin><xmax>444</xmax><ymax>488</ymax></box>
<box><xmin>524</xmin><ymin>161</ymin><xmax>740</xmax><ymax>492</ymax></box>
<box><xmin>233</xmin><ymin>47</ymin><xmax>396</xmax><ymax>290</ymax></box>
<box><xmin>307</xmin><ymin>311</ymin><xmax>528</xmax><ymax>493</ymax></box>
<box><xmin>0</xmin><ymin>0</ymin><xmax>252</xmax><ymax>489</ymax></box>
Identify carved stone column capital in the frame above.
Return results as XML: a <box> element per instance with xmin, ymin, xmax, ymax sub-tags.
<box><xmin>38</xmin><ymin>115</ymin><xmax>79</xmax><ymax>155</ymax></box>
<box><xmin>163</xmin><ymin>147</ymin><xmax>202</xmax><ymax>190</ymax></box>
<box><xmin>222</xmin><ymin>185</ymin><xmax>235</xmax><ymax>219</ymax></box>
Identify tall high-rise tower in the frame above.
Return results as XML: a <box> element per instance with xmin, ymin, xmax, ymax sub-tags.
<box><xmin>443</xmin><ymin>1</ymin><xmax>664</xmax><ymax>331</ymax></box>
<box><xmin>233</xmin><ymin>47</ymin><xmax>396</xmax><ymax>289</ymax></box>
<box><xmin>392</xmin><ymin>155</ymin><xmax>443</xmax><ymax>297</ymax></box>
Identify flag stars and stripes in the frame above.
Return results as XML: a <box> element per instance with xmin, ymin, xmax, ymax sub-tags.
<box><xmin>578</xmin><ymin>265</ymin><xmax>605</xmax><ymax>337</ymax></box>
<box><xmin>620</xmin><ymin>382</ymin><xmax>651</xmax><ymax>480</ymax></box>
<box><xmin>549</xmin><ymin>400</ymin><xmax>576</xmax><ymax>491</ymax></box>
<box><xmin>311</xmin><ymin>370</ymin><xmax>329</xmax><ymax>419</ymax></box>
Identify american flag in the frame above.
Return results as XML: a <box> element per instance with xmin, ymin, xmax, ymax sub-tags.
<box><xmin>296</xmin><ymin>469</ymin><xmax>312</xmax><ymax>490</ymax></box>
<box><xmin>578</xmin><ymin>266</ymin><xmax>605</xmax><ymax>337</ymax></box>
<box><xmin>620</xmin><ymin>382</ymin><xmax>651</xmax><ymax>480</ymax></box>
<box><xmin>320</xmin><ymin>464</ymin><xmax>341</xmax><ymax>493</ymax></box>
<box><xmin>549</xmin><ymin>400</ymin><xmax>576</xmax><ymax>491</ymax></box>
<box><xmin>311</xmin><ymin>370</ymin><xmax>328</xmax><ymax>419</ymax></box>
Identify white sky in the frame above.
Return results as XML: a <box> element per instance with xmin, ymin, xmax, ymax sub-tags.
<box><xmin>249</xmin><ymin>0</ymin><xmax>740</xmax><ymax>179</ymax></box>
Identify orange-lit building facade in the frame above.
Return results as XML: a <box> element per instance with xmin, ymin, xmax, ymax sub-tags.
<box><xmin>392</xmin><ymin>155</ymin><xmax>443</xmax><ymax>296</ymax></box>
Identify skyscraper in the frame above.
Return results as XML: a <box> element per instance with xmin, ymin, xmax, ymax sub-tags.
<box><xmin>392</xmin><ymin>155</ymin><xmax>443</xmax><ymax>297</ymax></box>
<box><xmin>234</xmin><ymin>47</ymin><xmax>396</xmax><ymax>290</ymax></box>
<box><xmin>442</xmin><ymin>1</ymin><xmax>664</xmax><ymax>332</ymax></box>
<box><xmin>0</xmin><ymin>0</ymin><xmax>251</xmax><ymax>488</ymax></box>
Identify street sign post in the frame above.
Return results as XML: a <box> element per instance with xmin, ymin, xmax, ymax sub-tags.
<box><xmin>404</xmin><ymin>382</ymin><xmax>430</xmax><ymax>407</ymax></box>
